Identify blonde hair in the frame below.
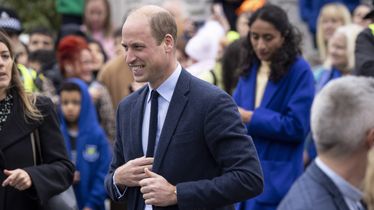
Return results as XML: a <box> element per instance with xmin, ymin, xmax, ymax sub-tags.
<box><xmin>0</xmin><ymin>31</ymin><xmax>42</xmax><ymax>121</ymax></box>
<box><xmin>364</xmin><ymin>148</ymin><xmax>374</xmax><ymax>210</ymax></box>
<box><xmin>316</xmin><ymin>3</ymin><xmax>351</xmax><ymax>61</ymax></box>
<box><xmin>329</xmin><ymin>24</ymin><xmax>363</xmax><ymax>72</ymax></box>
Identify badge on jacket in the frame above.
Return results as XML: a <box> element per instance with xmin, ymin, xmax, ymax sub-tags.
<box><xmin>83</xmin><ymin>145</ymin><xmax>100</xmax><ymax>162</ymax></box>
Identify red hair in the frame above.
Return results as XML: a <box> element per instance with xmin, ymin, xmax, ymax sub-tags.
<box><xmin>57</xmin><ymin>35</ymin><xmax>89</xmax><ymax>76</ymax></box>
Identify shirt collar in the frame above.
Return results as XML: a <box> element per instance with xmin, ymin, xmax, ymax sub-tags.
<box><xmin>147</xmin><ymin>63</ymin><xmax>182</xmax><ymax>103</ymax></box>
<box><xmin>315</xmin><ymin>157</ymin><xmax>363</xmax><ymax>202</ymax></box>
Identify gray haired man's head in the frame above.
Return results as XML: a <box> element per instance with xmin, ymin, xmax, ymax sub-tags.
<box><xmin>311</xmin><ymin>76</ymin><xmax>374</xmax><ymax>158</ymax></box>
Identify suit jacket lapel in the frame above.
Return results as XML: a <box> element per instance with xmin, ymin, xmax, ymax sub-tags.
<box><xmin>130</xmin><ymin>87</ymin><xmax>149</xmax><ymax>157</ymax></box>
<box><xmin>129</xmin><ymin>88</ymin><xmax>148</xmax><ymax>210</ymax></box>
<box><xmin>249</xmin><ymin>62</ymin><xmax>283</xmax><ymax>109</ymax></box>
<box><xmin>260</xmin><ymin>78</ymin><xmax>282</xmax><ymax>108</ymax></box>
<box><xmin>309</xmin><ymin>162</ymin><xmax>350</xmax><ymax>210</ymax></box>
<box><xmin>153</xmin><ymin>70</ymin><xmax>189</xmax><ymax>172</ymax></box>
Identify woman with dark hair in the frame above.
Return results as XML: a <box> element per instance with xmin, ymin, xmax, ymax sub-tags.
<box><xmin>233</xmin><ymin>5</ymin><xmax>315</xmax><ymax>210</ymax></box>
<box><xmin>87</xmin><ymin>38</ymin><xmax>108</xmax><ymax>79</ymax></box>
<box><xmin>221</xmin><ymin>37</ymin><xmax>247</xmax><ymax>95</ymax></box>
<box><xmin>0</xmin><ymin>31</ymin><xmax>74</xmax><ymax>209</ymax></box>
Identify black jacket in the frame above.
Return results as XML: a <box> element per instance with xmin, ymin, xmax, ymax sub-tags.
<box><xmin>0</xmin><ymin>90</ymin><xmax>74</xmax><ymax>210</ymax></box>
<box><xmin>355</xmin><ymin>25</ymin><xmax>374</xmax><ymax>77</ymax></box>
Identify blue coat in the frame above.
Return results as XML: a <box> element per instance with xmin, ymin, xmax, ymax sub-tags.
<box><xmin>59</xmin><ymin>78</ymin><xmax>112</xmax><ymax>210</ymax></box>
<box><xmin>278</xmin><ymin>161</ymin><xmax>350</xmax><ymax>210</ymax></box>
<box><xmin>233</xmin><ymin>57</ymin><xmax>315</xmax><ymax>210</ymax></box>
<box><xmin>105</xmin><ymin>69</ymin><xmax>264</xmax><ymax>210</ymax></box>
<box><xmin>315</xmin><ymin>67</ymin><xmax>342</xmax><ymax>92</ymax></box>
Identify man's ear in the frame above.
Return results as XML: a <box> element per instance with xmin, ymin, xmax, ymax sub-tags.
<box><xmin>366</xmin><ymin>128</ymin><xmax>374</xmax><ymax>148</ymax></box>
<box><xmin>163</xmin><ymin>34</ymin><xmax>174</xmax><ymax>53</ymax></box>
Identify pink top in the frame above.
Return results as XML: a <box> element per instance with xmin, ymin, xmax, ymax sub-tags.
<box><xmin>92</xmin><ymin>31</ymin><xmax>115</xmax><ymax>59</ymax></box>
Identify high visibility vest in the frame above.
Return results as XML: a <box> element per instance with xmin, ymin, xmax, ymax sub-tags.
<box><xmin>369</xmin><ymin>24</ymin><xmax>374</xmax><ymax>36</ymax></box>
<box><xmin>17</xmin><ymin>64</ymin><xmax>39</xmax><ymax>92</ymax></box>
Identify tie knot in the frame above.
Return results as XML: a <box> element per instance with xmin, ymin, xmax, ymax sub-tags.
<box><xmin>151</xmin><ymin>90</ymin><xmax>159</xmax><ymax>100</ymax></box>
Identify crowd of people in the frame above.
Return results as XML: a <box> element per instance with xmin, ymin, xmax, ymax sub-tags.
<box><xmin>1</xmin><ymin>0</ymin><xmax>374</xmax><ymax>210</ymax></box>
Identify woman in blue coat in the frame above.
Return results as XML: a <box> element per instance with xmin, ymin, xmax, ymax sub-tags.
<box><xmin>233</xmin><ymin>5</ymin><xmax>315</xmax><ymax>210</ymax></box>
<box><xmin>58</xmin><ymin>78</ymin><xmax>112</xmax><ymax>210</ymax></box>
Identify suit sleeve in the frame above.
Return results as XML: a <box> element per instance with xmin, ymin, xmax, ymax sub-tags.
<box><xmin>104</xmin><ymin>103</ymin><xmax>128</xmax><ymax>202</ymax></box>
<box><xmin>24</xmin><ymin>97</ymin><xmax>75</xmax><ymax>204</ymax></box>
<box><xmin>176</xmin><ymin>92</ymin><xmax>263</xmax><ymax>209</ymax></box>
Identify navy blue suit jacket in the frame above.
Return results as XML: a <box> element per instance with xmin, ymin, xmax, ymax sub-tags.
<box><xmin>105</xmin><ymin>69</ymin><xmax>263</xmax><ymax>210</ymax></box>
<box><xmin>278</xmin><ymin>161</ymin><xmax>350</xmax><ymax>210</ymax></box>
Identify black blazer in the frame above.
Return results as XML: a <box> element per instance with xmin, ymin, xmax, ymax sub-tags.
<box><xmin>278</xmin><ymin>161</ymin><xmax>350</xmax><ymax>210</ymax></box>
<box><xmin>105</xmin><ymin>69</ymin><xmax>263</xmax><ymax>210</ymax></box>
<box><xmin>0</xmin><ymin>92</ymin><xmax>74</xmax><ymax>210</ymax></box>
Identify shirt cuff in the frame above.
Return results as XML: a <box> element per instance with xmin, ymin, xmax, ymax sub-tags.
<box><xmin>113</xmin><ymin>170</ymin><xmax>127</xmax><ymax>199</ymax></box>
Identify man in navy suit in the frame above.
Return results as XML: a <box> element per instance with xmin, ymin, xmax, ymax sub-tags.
<box><xmin>278</xmin><ymin>76</ymin><xmax>374</xmax><ymax>210</ymax></box>
<box><xmin>104</xmin><ymin>5</ymin><xmax>263</xmax><ymax>210</ymax></box>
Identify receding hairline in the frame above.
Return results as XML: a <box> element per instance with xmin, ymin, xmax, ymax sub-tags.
<box><xmin>124</xmin><ymin>5</ymin><xmax>177</xmax><ymax>46</ymax></box>
<box><xmin>127</xmin><ymin>5</ymin><xmax>172</xmax><ymax>20</ymax></box>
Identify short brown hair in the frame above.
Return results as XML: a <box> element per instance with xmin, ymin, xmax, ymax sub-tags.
<box><xmin>149</xmin><ymin>11</ymin><xmax>177</xmax><ymax>45</ymax></box>
<box><xmin>128</xmin><ymin>5</ymin><xmax>177</xmax><ymax>46</ymax></box>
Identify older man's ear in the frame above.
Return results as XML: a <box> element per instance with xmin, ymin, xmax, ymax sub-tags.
<box><xmin>366</xmin><ymin>128</ymin><xmax>374</xmax><ymax>148</ymax></box>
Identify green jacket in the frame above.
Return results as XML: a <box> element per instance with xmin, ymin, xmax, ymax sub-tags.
<box><xmin>56</xmin><ymin>0</ymin><xmax>84</xmax><ymax>15</ymax></box>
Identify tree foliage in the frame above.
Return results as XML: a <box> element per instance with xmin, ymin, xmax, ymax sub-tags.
<box><xmin>1</xmin><ymin>0</ymin><xmax>60</xmax><ymax>33</ymax></box>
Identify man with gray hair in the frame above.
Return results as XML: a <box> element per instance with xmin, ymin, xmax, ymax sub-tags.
<box><xmin>279</xmin><ymin>76</ymin><xmax>374</xmax><ymax>210</ymax></box>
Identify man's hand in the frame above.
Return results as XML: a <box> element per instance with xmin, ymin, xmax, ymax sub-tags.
<box><xmin>2</xmin><ymin>169</ymin><xmax>32</xmax><ymax>191</ymax></box>
<box><xmin>140</xmin><ymin>168</ymin><xmax>177</xmax><ymax>207</ymax></box>
<box><xmin>114</xmin><ymin>156</ymin><xmax>154</xmax><ymax>188</ymax></box>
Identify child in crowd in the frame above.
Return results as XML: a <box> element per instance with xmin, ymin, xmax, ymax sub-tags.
<box><xmin>27</xmin><ymin>27</ymin><xmax>55</xmax><ymax>52</ymax></box>
<box><xmin>59</xmin><ymin>78</ymin><xmax>111</xmax><ymax>210</ymax></box>
<box><xmin>83</xmin><ymin>0</ymin><xmax>115</xmax><ymax>58</ymax></box>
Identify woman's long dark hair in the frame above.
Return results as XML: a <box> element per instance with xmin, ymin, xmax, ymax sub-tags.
<box><xmin>221</xmin><ymin>37</ymin><xmax>248</xmax><ymax>94</ymax></box>
<box><xmin>240</xmin><ymin>4</ymin><xmax>302</xmax><ymax>82</ymax></box>
<box><xmin>0</xmin><ymin>30</ymin><xmax>42</xmax><ymax>121</ymax></box>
